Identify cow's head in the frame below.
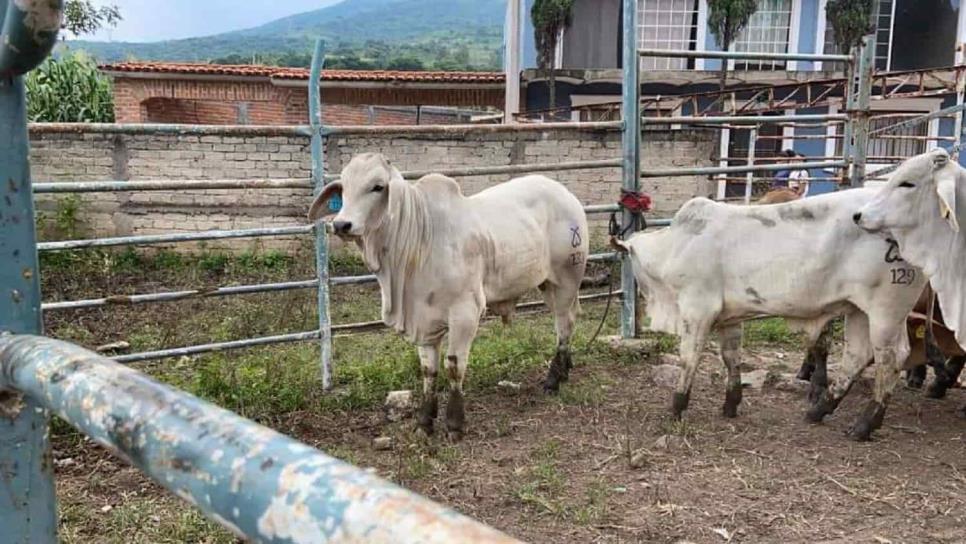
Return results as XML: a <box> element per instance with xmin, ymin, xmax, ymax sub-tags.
<box><xmin>854</xmin><ymin>148</ymin><xmax>962</xmax><ymax>235</ymax></box>
<box><xmin>307</xmin><ymin>152</ymin><xmax>403</xmax><ymax>238</ymax></box>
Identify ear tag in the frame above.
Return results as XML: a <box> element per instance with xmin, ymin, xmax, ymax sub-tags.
<box><xmin>329</xmin><ymin>192</ymin><xmax>343</xmax><ymax>212</ymax></box>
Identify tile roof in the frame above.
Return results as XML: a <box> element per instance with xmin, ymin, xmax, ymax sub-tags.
<box><xmin>100</xmin><ymin>62</ymin><xmax>505</xmax><ymax>84</ymax></box>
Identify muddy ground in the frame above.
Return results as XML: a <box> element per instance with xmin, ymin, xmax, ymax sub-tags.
<box><xmin>53</xmin><ymin>341</ymin><xmax>966</xmax><ymax>543</ymax></box>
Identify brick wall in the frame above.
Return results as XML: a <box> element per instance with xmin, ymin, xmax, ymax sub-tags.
<box><xmin>29</xmin><ymin>126</ymin><xmax>718</xmax><ymax>252</ymax></box>
<box><xmin>114</xmin><ymin>77</ymin><xmax>491</xmax><ymax>126</ymax></box>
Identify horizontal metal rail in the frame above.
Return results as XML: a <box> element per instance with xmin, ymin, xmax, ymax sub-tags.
<box><xmin>42</xmin><ymin>279</ymin><xmax>321</xmax><ymax>311</ymax></box>
<box><xmin>34</xmin><ymin>178</ymin><xmax>312</xmax><ymax>194</ymax></box>
<box><xmin>0</xmin><ymin>335</ymin><xmax>519</xmax><ymax>543</ymax></box>
<box><xmin>641</xmin><ymin>160</ymin><xmax>846</xmax><ymax>178</ymax></box>
<box><xmin>868</xmin><ymin>102</ymin><xmax>966</xmax><ymax>136</ymax></box>
<box><xmin>29</xmin><ymin>122</ymin><xmax>314</xmax><ymax>137</ymax></box>
<box><xmin>322</xmin><ymin>120</ymin><xmax>623</xmax><ymax>136</ymax></box>
<box><xmin>649</xmin><ymin>113</ymin><xmax>848</xmax><ymax>125</ymax></box>
<box><xmin>391</xmin><ymin>159</ymin><xmax>623</xmax><ymax>180</ymax></box>
<box><xmin>112</xmin><ymin>290</ymin><xmax>625</xmax><ymax>363</ymax></box>
<box><xmin>584</xmin><ymin>204</ymin><xmax>621</xmax><ymax>214</ymax></box>
<box><xmin>38</xmin><ymin>225</ymin><xmax>314</xmax><ymax>252</ymax></box>
<box><xmin>638</xmin><ymin>48</ymin><xmax>852</xmax><ymax>63</ymax></box>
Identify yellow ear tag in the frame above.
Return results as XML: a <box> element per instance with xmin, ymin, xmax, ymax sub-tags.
<box><xmin>916</xmin><ymin>325</ymin><xmax>926</xmax><ymax>339</ymax></box>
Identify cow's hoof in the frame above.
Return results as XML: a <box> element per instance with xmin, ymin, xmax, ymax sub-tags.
<box><xmin>671</xmin><ymin>391</ymin><xmax>690</xmax><ymax>419</ymax></box>
<box><xmin>418</xmin><ymin>396</ymin><xmax>438</xmax><ymax>436</ymax></box>
<box><xmin>542</xmin><ymin>378</ymin><xmax>561</xmax><ymax>395</ymax></box>
<box><xmin>444</xmin><ymin>392</ymin><xmax>465</xmax><ymax>441</ymax></box>
<box><xmin>846</xmin><ymin>422</ymin><xmax>874</xmax><ymax>442</ymax></box>
<box><xmin>722</xmin><ymin>387</ymin><xmax>742</xmax><ymax>419</ymax></box>
<box><xmin>848</xmin><ymin>401</ymin><xmax>885</xmax><ymax>441</ymax></box>
<box><xmin>906</xmin><ymin>376</ymin><xmax>925</xmax><ymax>390</ymax></box>
<box><xmin>796</xmin><ymin>364</ymin><xmax>814</xmax><ymax>382</ymax></box>
<box><xmin>805</xmin><ymin>389</ymin><xmax>839</xmax><ymax>423</ymax></box>
<box><xmin>926</xmin><ymin>382</ymin><xmax>950</xmax><ymax>399</ymax></box>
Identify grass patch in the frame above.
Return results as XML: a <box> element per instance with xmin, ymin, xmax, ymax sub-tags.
<box><xmin>743</xmin><ymin>318</ymin><xmax>805</xmax><ymax>348</ymax></box>
<box><xmin>514</xmin><ymin>439</ymin><xmax>566</xmax><ymax>516</ymax></box>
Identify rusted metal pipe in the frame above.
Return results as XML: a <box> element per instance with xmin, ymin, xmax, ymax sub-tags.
<box><xmin>0</xmin><ymin>335</ymin><xmax>521</xmax><ymax>543</ymax></box>
<box><xmin>33</xmin><ymin>178</ymin><xmax>312</xmax><ymax>193</ymax></box>
<box><xmin>37</xmin><ymin>225</ymin><xmax>314</xmax><ymax>252</ymax></box>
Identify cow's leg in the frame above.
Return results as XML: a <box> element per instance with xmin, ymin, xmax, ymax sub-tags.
<box><xmin>416</xmin><ymin>342</ymin><xmax>441</xmax><ymax>435</ymax></box>
<box><xmin>848</xmin><ymin>316</ymin><xmax>910</xmax><ymax>442</ymax></box>
<box><xmin>444</xmin><ymin>300</ymin><xmax>482</xmax><ymax>441</ymax></box>
<box><xmin>672</xmin><ymin>313</ymin><xmax>714</xmax><ymax>419</ymax></box>
<box><xmin>927</xmin><ymin>354</ymin><xmax>965</xmax><ymax>399</ymax></box>
<box><xmin>906</xmin><ymin>364</ymin><xmax>927</xmax><ymax>389</ymax></box>
<box><xmin>719</xmin><ymin>324</ymin><xmax>744</xmax><ymax>418</ymax></box>
<box><xmin>798</xmin><ymin>321</ymin><xmax>833</xmax><ymax>383</ymax></box>
<box><xmin>542</xmin><ymin>281</ymin><xmax>579</xmax><ymax>393</ymax></box>
<box><xmin>805</xmin><ymin>321</ymin><xmax>834</xmax><ymax>404</ymax></box>
<box><xmin>807</xmin><ymin>311</ymin><xmax>873</xmax><ymax>423</ymax></box>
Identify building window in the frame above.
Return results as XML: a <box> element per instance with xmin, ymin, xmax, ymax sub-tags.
<box><xmin>637</xmin><ymin>0</ymin><xmax>700</xmax><ymax>70</ymax></box>
<box><xmin>823</xmin><ymin>0</ymin><xmax>893</xmax><ymax>71</ymax></box>
<box><xmin>733</xmin><ymin>0</ymin><xmax>793</xmax><ymax>70</ymax></box>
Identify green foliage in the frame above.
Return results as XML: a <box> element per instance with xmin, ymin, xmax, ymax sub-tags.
<box><xmin>26</xmin><ymin>51</ymin><xmax>114</xmax><ymax>123</ymax></box>
<box><xmin>63</xmin><ymin>0</ymin><xmax>121</xmax><ymax>37</ymax></box>
<box><xmin>826</xmin><ymin>0</ymin><xmax>875</xmax><ymax>51</ymax></box>
<box><xmin>707</xmin><ymin>0</ymin><xmax>758</xmax><ymax>51</ymax></box>
<box><xmin>531</xmin><ymin>0</ymin><xmax>575</xmax><ymax>113</ymax></box>
<box><xmin>531</xmin><ymin>0</ymin><xmax>574</xmax><ymax>70</ymax></box>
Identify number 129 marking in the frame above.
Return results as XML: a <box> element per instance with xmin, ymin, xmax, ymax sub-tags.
<box><xmin>891</xmin><ymin>268</ymin><xmax>917</xmax><ymax>285</ymax></box>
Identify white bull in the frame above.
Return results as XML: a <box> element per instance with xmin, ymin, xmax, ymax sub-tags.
<box><xmin>614</xmin><ymin>188</ymin><xmax>926</xmax><ymax>441</ymax></box>
<box><xmin>308</xmin><ymin>153</ymin><xmax>589</xmax><ymax>439</ymax></box>
<box><xmin>855</xmin><ymin>149</ymin><xmax>966</xmax><ymax>350</ymax></box>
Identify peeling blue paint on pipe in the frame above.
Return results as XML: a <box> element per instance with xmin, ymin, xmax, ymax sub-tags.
<box><xmin>0</xmin><ymin>335</ymin><xmax>524</xmax><ymax>543</ymax></box>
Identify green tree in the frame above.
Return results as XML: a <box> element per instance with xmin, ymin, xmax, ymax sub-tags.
<box><xmin>826</xmin><ymin>0</ymin><xmax>875</xmax><ymax>52</ymax></box>
<box><xmin>387</xmin><ymin>56</ymin><xmax>426</xmax><ymax>71</ymax></box>
<box><xmin>707</xmin><ymin>0</ymin><xmax>758</xmax><ymax>90</ymax></box>
<box><xmin>26</xmin><ymin>52</ymin><xmax>114</xmax><ymax>123</ymax></box>
<box><xmin>531</xmin><ymin>0</ymin><xmax>574</xmax><ymax>117</ymax></box>
<box><xmin>63</xmin><ymin>0</ymin><xmax>121</xmax><ymax>37</ymax></box>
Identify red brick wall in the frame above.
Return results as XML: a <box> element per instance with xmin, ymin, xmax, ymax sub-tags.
<box><xmin>113</xmin><ymin>77</ymin><xmax>493</xmax><ymax>126</ymax></box>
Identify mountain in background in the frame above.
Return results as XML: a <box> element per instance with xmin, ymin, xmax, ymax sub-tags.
<box><xmin>67</xmin><ymin>0</ymin><xmax>507</xmax><ymax>71</ymax></box>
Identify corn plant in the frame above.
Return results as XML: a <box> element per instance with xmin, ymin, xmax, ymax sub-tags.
<box><xmin>26</xmin><ymin>51</ymin><xmax>115</xmax><ymax>123</ymax></box>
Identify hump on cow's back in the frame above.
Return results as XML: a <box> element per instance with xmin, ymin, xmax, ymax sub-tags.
<box><xmin>414</xmin><ymin>173</ymin><xmax>463</xmax><ymax>197</ymax></box>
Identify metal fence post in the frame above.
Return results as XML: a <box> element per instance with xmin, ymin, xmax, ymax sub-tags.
<box><xmin>0</xmin><ymin>1</ymin><xmax>65</xmax><ymax>539</ymax></box>
<box><xmin>309</xmin><ymin>39</ymin><xmax>333</xmax><ymax>390</ymax></box>
<box><xmin>620</xmin><ymin>0</ymin><xmax>640</xmax><ymax>339</ymax></box>
<box><xmin>744</xmin><ymin>127</ymin><xmax>758</xmax><ymax>204</ymax></box>
<box><xmin>850</xmin><ymin>34</ymin><xmax>875</xmax><ymax>187</ymax></box>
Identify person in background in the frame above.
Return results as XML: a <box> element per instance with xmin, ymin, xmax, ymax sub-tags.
<box><xmin>786</xmin><ymin>151</ymin><xmax>811</xmax><ymax>197</ymax></box>
<box><xmin>771</xmin><ymin>149</ymin><xmax>796</xmax><ymax>190</ymax></box>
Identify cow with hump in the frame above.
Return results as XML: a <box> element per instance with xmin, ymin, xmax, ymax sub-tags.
<box><xmin>854</xmin><ymin>148</ymin><xmax>966</xmax><ymax>409</ymax></box>
<box><xmin>613</xmin><ymin>187</ymin><xmax>927</xmax><ymax>441</ymax></box>
<box><xmin>308</xmin><ymin>153</ymin><xmax>590</xmax><ymax>440</ymax></box>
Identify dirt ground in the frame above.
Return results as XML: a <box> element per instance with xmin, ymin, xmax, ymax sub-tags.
<box><xmin>53</xmin><ymin>340</ymin><xmax>966</xmax><ymax>544</ymax></box>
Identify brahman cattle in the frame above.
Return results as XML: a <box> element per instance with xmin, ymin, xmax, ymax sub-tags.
<box><xmin>614</xmin><ymin>188</ymin><xmax>927</xmax><ymax>440</ymax></box>
<box><xmin>855</xmin><ymin>148</ymin><xmax>966</xmax><ymax>412</ymax></box>
<box><xmin>308</xmin><ymin>153</ymin><xmax>589</xmax><ymax>439</ymax></box>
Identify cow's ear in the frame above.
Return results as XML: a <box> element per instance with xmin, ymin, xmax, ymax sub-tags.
<box><xmin>308</xmin><ymin>182</ymin><xmax>343</xmax><ymax>221</ymax></box>
<box><xmin>936</xmin><ymin>173</ymin><xmax>960</xmax><ymax>233</ymax></box>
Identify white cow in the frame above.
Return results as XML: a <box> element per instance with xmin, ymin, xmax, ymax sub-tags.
<box><xmin>614</xmin><ymin>188</ymin><xmax>927</xmax><ymax>440</ymax></box>
<box><xmin>308</xmin><ymin>153</ymin><xmax>589</xmax><ymax>439</ymax></box>
<box><xmin>855</xmin><ymin>149</ymin><xmax>966</xmax><ymax>351</ymax></box>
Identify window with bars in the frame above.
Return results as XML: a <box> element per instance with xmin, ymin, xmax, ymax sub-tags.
<box><xmin>637</xmin><ymin>0</ymin><xmax>700</xmax><ymax>70</ymax></box>
<box><xmin>823</xmin><ymin>0</ymin><xmax>893</xmax><ymax>71</ymax></box>
<box><xmin>733</xmin><ymin>0</ymin><xmax>793</xmax><ymax>70</ymax></box>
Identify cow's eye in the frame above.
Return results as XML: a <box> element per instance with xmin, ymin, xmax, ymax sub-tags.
<box><xmin>898</xmin><ymin>182</ymin><xmax>915</xmax><ymax>188</ymax></box>
<box><xmin>371</xmin><ymin>185</ymin><xmax>385</xmax><ymax>193</ymax></box>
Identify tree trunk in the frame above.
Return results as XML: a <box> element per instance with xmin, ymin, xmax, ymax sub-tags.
<box><xmin>548</xmin><ymin>66</ymin><xmax>557</xmax><ymax>120</ymax></box>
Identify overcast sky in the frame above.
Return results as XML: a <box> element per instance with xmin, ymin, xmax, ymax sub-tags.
<box><xmin>82</xmin><ymin>0</ymin><xmax>341</xmax><ymax>42</ymax></box>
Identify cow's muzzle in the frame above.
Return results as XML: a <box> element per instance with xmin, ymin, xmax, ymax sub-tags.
<box><xmin>332</xmin><ymin>221</ymin><xmax>353</xmax><ymax>235</ymax></box>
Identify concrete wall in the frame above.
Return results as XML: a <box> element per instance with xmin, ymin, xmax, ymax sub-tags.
<box><xmin>29</xmin><ymin>126</ymin><xmax>718</xmax><ymax>251</ymax></box>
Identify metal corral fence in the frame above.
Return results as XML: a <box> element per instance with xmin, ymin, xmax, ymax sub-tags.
<box><xmin>0</xmin><ymin>2</ymin><xmax>512</xmax><ymax>542</ymax></box>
